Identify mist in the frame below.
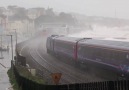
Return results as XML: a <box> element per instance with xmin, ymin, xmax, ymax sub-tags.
<box><xmin>1</xmin><ymin>0</ymin><xmax>129</xmax><ymax>19</ymax></box>
<box><xmin>68</xmin><ymin>25</ymin><xmax>129</xmax><ymax>42</ymax></box>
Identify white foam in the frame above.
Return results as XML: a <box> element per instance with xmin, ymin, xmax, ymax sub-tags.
<box><xmin>68</xmin><ymin>25</ymin><xmax>129</xmax><ymax>42</ymax></box>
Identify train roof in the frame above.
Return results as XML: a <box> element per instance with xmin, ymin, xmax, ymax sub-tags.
<box><xmin>55</xmin><ymin>36</ymin><xmax>82</xmax><ymax>43</ymax></box>
<box><xmin>80</xmin><ymin>39</ymin><xmax>129</xmax><ymax>50</ymax></box>
<box><xmin>52</xmin><ymin>35</ymin><xmax>129</xmax><ymax>50</ymax></box>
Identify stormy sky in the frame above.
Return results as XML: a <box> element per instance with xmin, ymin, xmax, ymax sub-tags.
<box><xmin>1</xmin><ymin>0</ymin><xmax>129</xmax><ymax>19</ymax></box>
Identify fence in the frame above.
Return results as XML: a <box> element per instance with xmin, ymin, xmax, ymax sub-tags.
<box><xmin>11</xmin><ymin>60</ymin><xmax>129</xmax><ymax>90</ymax></box>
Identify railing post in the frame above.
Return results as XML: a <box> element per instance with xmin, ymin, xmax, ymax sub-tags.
<box><xmin>108</xmin><ymin>81</ymin><xmax>114</xmax><ymax>90</ymax></box>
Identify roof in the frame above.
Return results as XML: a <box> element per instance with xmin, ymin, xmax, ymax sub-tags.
<box><xmin>55</xmin><ymin>36</ymin><xmax>82</xmax><ymax>43</ymax></box>
<box><xmin>8</xmin><ymin>14</ymin><xmax>31</xmax><ymax>21</ymax></box>
<box><xmin>52</xmin><ymin>36</ymin><xmax>129</xmax><ymax>50</ymax></box>
<box><xmin>0</xmin><ymin>14</ymin><xmax>6</xmax><ymax>18</ymax></box>
<box><xmin>80</xmin><ymin>39</ymin><xmax>129</xmax><ymax>51</ymax></box>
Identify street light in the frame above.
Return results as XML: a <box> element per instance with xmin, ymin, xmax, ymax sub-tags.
<box><xmin>6</xmin><ymin>35</ymin><xmax>13</xmax><ymax>61</ymax></box>
<box><xmin>10</xmin><ymin>29</ymin><xmax>17</xmax><ymax>49</ymax></box>
<box><xmin>13</xmin><ymin>29</ymin><xmax>17</xmax><ymax>48</ymax></box>
<box><xmin>13</xmin><ymin>29</ymin><xmax>17</xmax><ymax>65</ymax></box>
<box><xmin>0</xmin><ymin>35</ymin><xmax>3</xmax><ymax>59</ymax></box>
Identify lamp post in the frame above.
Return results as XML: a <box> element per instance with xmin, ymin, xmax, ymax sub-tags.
<box><xmin>7</xmin><ymin>35</ymin><xmax>13</xmax><ymax>61</ymax></box>
<box><xmin>13</xmin><ymin>29</ymin><xmax>17</xmax><ymax>65</ymax></box>
<box><xmin>14</xmin><ymin>29</ymin><xmax>17</xmax><ymax>47</ymax></box>
<box><xmin>0</xmin><ymin>35</ymin><xmax>3</xmax><ymax>59</ymax></box>
<box><xmin>12</xmin><ymin>29</ymin><xmax>17</xmax><ymax>48</ymax></box>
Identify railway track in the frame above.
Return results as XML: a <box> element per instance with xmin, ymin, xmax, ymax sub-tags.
<box><xmin>29</xmin><ymin>38</ymin><xmax>74</xmax><ymax>84</ymax></box>
<box><xmin>17</xmin><ymin>36</ymin><xmax>115</xmax><ymax>85</ymax></box>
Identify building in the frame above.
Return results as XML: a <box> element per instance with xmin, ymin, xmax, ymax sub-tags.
<box><xmin>27</xmin><ymin>8</ymin><xmax>46</xmax><ymax>19</ymax></box>
<box><xmin>0</xmin><ymin>14</ymin><xmax>7</xmax><ymax>30</ymax></box>
<box><xmin>7</xmin><ymin>14</ymin><xmax>34</xmax><ymax>36</ymax></box>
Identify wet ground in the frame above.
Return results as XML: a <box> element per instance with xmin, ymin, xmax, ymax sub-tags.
<box><xmin>0</xmin><ymin>51</ymin><xmax>12</xmax><ymax>90</ymax></box>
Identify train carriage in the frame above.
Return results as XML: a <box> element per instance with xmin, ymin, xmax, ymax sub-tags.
<box><xmin>78</xmin><ymin>39</ymin><xmax>129</xmax><ymax>74</ymax></box>
<box><xmin>53</xmin><ymin>36</ymin><xmax>81</xmax><ymax>59</ymax></box>
<box><xmin>46</xmin><ymin>35</ymin><xmax>129</xmax><ymax>78</ymax></box>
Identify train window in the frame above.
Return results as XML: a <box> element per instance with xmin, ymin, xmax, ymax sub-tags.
<box><xmin>55</xmin><ymin>41</ymin><xmax>74</xmax><ymax>53</ymax></box>
<box><xmin>126</xmin><ymin>54</ymin><xmax>129</xmax><ymax>59</ymax></box>
<box><xmin>78</xmin><ymin>47</ymin><xmax>81</xmax><ymax>50</ymax></box>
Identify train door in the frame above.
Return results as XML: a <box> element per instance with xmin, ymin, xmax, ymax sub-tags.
<box><xmin>74</xmin><ymin>38</ymin><xmax>87</xmax><ymax>60</ymax></box>
<box><xmin>74</xmin><ymin>43</ymin><xmax>78</xmax><ymax>60</ymax></box>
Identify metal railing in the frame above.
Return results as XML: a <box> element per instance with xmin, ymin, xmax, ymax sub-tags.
<box><xmin>11</xmin><ymin>59</ymin><xmax>129</xmax><ymax>90</ymax></box>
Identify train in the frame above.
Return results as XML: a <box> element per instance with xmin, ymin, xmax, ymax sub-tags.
<box><xmin>46</xmin><ymin>35</ymin><xmax>129</xmax><ymax>78</ymax></box>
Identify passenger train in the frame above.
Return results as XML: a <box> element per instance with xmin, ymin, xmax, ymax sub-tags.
<box><xmin>46</xmin><ymin>35</ymin><xmax>129</xmax><ymax>78</ymax></box>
